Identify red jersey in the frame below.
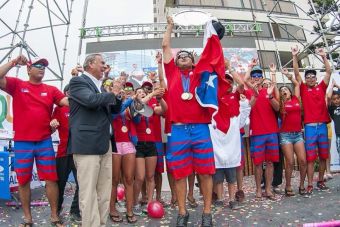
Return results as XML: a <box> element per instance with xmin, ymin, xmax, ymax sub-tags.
<box><xmin>300</xmin><ymin>81</ymin><xmax>331</xmax><ymax>124</ymax></box>
<box><xmin>112</xmin><ymin>110</ymin><xmax>136</xmax><ymax>142</ymax></box>
<box><xmin>224</xmin><ymin>91</ymin><xmax>240</xmax><ymax>118</ymax></box>
<box><xmin>52</xmin><ymin>106</ymin><xmax>69</xmax><ymax>157</ymax></box>
<box><xmin>135</xmin><ymin>115</ymin><xmax>155</xmax><ymax>142</ymax></box>
<box><xmin>280</xmin><ymin>96</ymin><xmax>302</xmax><ymax>132</ymax></box>
<box><xmin>149</xmin><ymin>98</ymin><xmax>162</xmax><ymax>142</ymax></box>
<box><xmin>5</xmin><ymin>77</ymin><xmax>64</xmax><ymax>141</ymax></box>
<box><xmin>249</xmin><ymin>88</ymin><xmax>278</xmax><ymax>136</ymax></box>
<box><xmin>163</xmin><ymin>59</ymin><xmax>210</xmax><ymax>124</ymax></box>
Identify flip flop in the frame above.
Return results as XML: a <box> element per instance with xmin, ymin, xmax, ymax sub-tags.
<box><xmin>285</xmin><ymin>188</ymin><xmax>296</xmax><ymax>197</ymax></box>
<box><xmin>20</xmin><ymin>222</ymin><xmax>34</xmax><ymax>227</ymax></box>
<box><xmin>109</xmin><ymin>213</ymin><xmax>123</xmax><ymax>223</ymax></box>
<box><xmin>187</xmin><ymin>197</ymin><xmax>198</xmax><ymax>208</ymax></box>
<box><xmin>126</xmin><ymin>213</ymin><xmax>137</xmax><ymax>224</ymax></box>
<box><xmin>51</xmin><ymin>219</ymin><xmax>64</xmax><ymax>227</ymax></box>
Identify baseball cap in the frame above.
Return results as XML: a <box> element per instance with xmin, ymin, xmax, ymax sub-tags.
<box><xmin>250</xmin><ymin>65</ymin><xmax>263</xmax><ymax>77</ymax></box>
<box><xmin>27</xmin><ymin>57</ymin><xmax>49</xmax><ymax>67</ymax></box>
<box><xmin>124</xmin><ymin>82</ymin><xmax>134</xmax><ymax>91</ymax></box>
<box><xmin>142</xmin><ymin>81</ymin><xmax>153</xmax><ymax>88</ymax></box>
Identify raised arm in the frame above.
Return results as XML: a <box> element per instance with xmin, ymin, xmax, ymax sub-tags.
<box><xmin>282</xmin><ymin>68</ymin><xmax>300</xmax><ymax>98</ymax></box>
<box><xmin>269</xmin><ymin>63</ymin><xmax>280</xmax><ymax>99</ymax></box>
<box><xmin>225</xmin><ymin>58</ymin><xmax>244</xmax><ymax>93</ymax></box>
<box><xmin>244</xmin><ymin>58</ymin><xmax>258</xmax><ymax>91</ymax></box>
<box><xmin>267</xmin><ymin>83</ymin><xmax>280</xmax><ymax>111</ymax></box>
<box><xmin>162</xmin><ymin>16</ymin><xmax>174</xmax><ymax>64</ymax></box>
<box><xmin>291</xmin><ymin>46</ymin><xmax>302</xmax><ymax>85</ymax></box>
<box><xmin>156</xmin><ymin>52</ymin><xmax>167</xmax><ymax>89</ymax></box>
<box><xmin>317</xmin><ymin>48</ymin><xmax>332</xmax><ymax>86</ymax></box>
<box><xmin>0</xmin><ymin>55</ymin><xmax>28</xmax><ymax>90</ymax></box>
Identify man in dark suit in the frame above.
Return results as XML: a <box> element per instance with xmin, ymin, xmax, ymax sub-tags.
<box><xmin>68</xmin><ymin>53</ymin><xmax>122</xmax><ymax>227</ymax></box>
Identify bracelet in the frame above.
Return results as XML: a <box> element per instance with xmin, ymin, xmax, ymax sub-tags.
<box><xmin>269</xmin><ymin>95</ymin><xmax>274</xmax><ymax>99</ymax></box>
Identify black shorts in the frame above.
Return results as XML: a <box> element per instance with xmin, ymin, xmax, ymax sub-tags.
<box><xmin>135</xmin><ymin>141</ymin><xmax>157</xmax><ymax>158</ymax></box>
<box><xmin>213</xmin><ymin>168</ymin><xmax>236</xmax><ymax>184</ymax></box>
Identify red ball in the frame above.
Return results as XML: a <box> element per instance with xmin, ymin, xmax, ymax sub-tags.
<box><xmin>116</xmin><ymin>185</ymin><xmax>125</xmax><ymax>201</ymax></box>
<box><xmin>147</xmin><ymin>201</ymin><xmax>165</xmax><ymax>218</ymax></box>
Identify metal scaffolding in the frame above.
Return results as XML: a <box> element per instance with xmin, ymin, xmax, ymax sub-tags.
<box><xmin>266</xmin><ymin>0</ymin><xmax>339</xmax><ymax>72</ymax></box>
<box><xmin>0</xmin><ymin>0</ymin><xmax>75</xmax><ymax>86</ymax></box>
<box><xmin>79</xmin><ymin>21</ymin><xmax>263</xmax><ymax>39</ymax></box>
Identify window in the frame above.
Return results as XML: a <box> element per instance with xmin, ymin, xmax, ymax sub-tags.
<box><xmin>201</xmin><ymin>0</ymin><xmax>223</xmax><ymax>6</ymax></box>
<box><xmin>257</xmin><ymin>23</ymin><xmax>272</xmax><ymax>38</ymax></box>
<box><xmin>177</xmin><ymin>0</ymin><xmax>201</xmax><ymax>5</ymax></box>
<box><xmin>258</xmin><ymin>51</ymin><xmax>278</xmax><ymax>68</ymax></box>
<box><xmin>265</xmin><ymin>0</ymin><xmax>281</xmax><ymax>12</ymax></box>
<box><xmin>279</xmin><ymin>51</ymin><xmax>294</xmax><ymax>68</ymax></box>
<box><xmin>244</xmin><ymin>0</ymin><xmax>263</xmax><ymax>10</ymax></box>
<box><xmin>222</xmin><ymin>0</ymin><xmax>242</xmax><ymax>7</ymax></box>
<box><xmin>279</xmin><ymin>1</ymin><xmax>297</xmax><ymax>14</ymax></box>
<box><xmin>286</xmin><ymin>25</ymin><xmax>306</xmax><ymax>41</ymax></box>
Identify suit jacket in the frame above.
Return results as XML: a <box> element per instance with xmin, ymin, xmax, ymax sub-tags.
<box><xmin>67</xmin><ymin>74</ymin><xmax>121</xmax><ymax>155</ymax></box>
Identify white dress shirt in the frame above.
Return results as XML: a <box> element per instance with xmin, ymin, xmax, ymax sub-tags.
<box><xmin>83</xmin><ymin>71</ymin><xmax>102</xmax><ymax>93</ymax></box>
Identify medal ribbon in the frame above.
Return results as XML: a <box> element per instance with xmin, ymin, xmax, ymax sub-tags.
<box><xmin>181</xmin><ymin>74</ymin><xmax>190</xmax><ymax>93</ymax></box>
<box><xmin>121</xmin><ymin>112</ymin><xmax>127</xmax><ymax>127</ymax></box>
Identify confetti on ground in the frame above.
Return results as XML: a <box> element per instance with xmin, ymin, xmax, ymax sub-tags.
<box><xmin>0</xmin><ymin>172</ymin><xmax>339</xmax><ymax>226</ymax></box>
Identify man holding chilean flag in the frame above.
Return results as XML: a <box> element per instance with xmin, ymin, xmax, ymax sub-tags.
<box><xmin>162</xmin><ymin>15</ymin><xmax>230</xmax><ymax>227</ymax></box>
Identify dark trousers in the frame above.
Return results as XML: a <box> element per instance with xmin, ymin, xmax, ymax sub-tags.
<box><xmin>56</xmin><ymin>155</ymin><xmax>80</xmax><ymax>215</ymax></box>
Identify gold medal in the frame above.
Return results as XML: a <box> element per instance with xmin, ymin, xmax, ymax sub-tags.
<box><xmin>121</xmin><ymin>126</ymin><xmax>128</xmax><ymax>133</ymax></box>
<box><xmin>145</xmin><ymin>128</ymin><xmax>152</xmax><ymax>134</ymax></box>
<box><xmin>181</xmin><ymin>92</ymin><xmax>189</xmax><ymax>100</ymax></box>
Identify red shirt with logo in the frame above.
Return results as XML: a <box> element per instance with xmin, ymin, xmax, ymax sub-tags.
<box><xmin>163</xmin><ymin>59</ymin><xmax>210</xmax><ymax>124</ymax></box>
<box><xmin>52</xmin><ymin>106</ymin><xmax>69</xmax><ymax>157</ymax></box>
<box><xmin>280</xmin><ymin>95</ymin><xmax>302</xmax><ymax>132</ymax></box>
<box><xmin>5</xmin><ymin>77</ymin><xmax>64</xmax><ymax>141</ymax></box>
<box><xmin>300</xmin><ymin>81</ymin><xmax>330</xmax><ymax>124</ymax></box>
<box><xmin>249</xmin><ymin>88</ymin><xmax>278</xmax><ymax>136</ymax></box>
<box><xmin>224</xmin><ymin>91</ymin><xmax>240</xmax><ymax>118</ymax></box>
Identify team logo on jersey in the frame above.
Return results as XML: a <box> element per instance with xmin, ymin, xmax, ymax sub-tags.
<box><xmin>41</xmin><ymin>92</ymin><xmax>47</xmax><ymax>96</ymax></box>
<box><xmin>21</xmin><ymin>88</ymin><xmax>29</xmax><ymax>93</ymax></box>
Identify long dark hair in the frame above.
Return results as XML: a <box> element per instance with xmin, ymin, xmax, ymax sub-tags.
<box><xmin>279</xmin><ymin>85</ymin><xmax>293</xmax><ymax>119</ymax></box>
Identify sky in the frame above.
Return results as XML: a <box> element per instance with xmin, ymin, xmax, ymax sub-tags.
<box><xmin>0</xmin><ymin>0</ymin><xmax>153</xmax><ymax>87</ymax></box>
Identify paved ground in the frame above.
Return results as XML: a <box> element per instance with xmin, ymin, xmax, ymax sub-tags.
<box><xmin>0</xmin><ymin>171</ymin><xmax>339</xmax><ymax>227</ymax></box>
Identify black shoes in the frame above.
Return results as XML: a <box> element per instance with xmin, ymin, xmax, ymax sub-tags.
<box><xmin>202</xmin><ymin>213</ymin><xmax>213</xmax><ymax>227</ymax></box>
<box><xmin>176</xmin><ymin>212</ymin><xmax>189</xmax><ymax>227</ymax></box>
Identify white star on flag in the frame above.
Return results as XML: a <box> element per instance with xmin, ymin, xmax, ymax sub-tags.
<box><xmin>206</xmin><ymin>74</ymin><xmax>217</xmax><ymax>88</ymax></box>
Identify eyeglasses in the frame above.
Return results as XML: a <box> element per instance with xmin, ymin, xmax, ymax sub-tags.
<box><xmin>143</xmin><ymin>86</ymin><xmax>152</xmax><ymax>91</ymax></box>
<box><xmin>251</xmin><ymin>72</ymin><xmax>263</xmax><ymax>78</ymax></box>
<box><xmin>305</xmin><ymin>74</ymin><xmax>316</xmax><ymax>80</ymax></box>
<box><xmin>32</xmin><ymin>64</ymin><xmax>46</xmax><ymax>70</ymax></box>
<box><xmin>177</xmin><ymin>54</ymin><xmax>190</xmax><ymax>60</ymax></box>
<box><xmin>124</xmin><ymin>87</ymin><xmax>134</xmax><ymax>91</ymax></box>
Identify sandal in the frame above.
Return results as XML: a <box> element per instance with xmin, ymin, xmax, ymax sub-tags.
<box><xmin>306</xmin><ymin>185</ymin><xmax>313</xmax><ymax>195</ymax></box>
<box><xmin>264</xmin><ymin>192</ymin><xmax>276</xmax><ymax>201</ymax></box>
<box><xmin>20</xmin><ymin>222</ymin><xmax>33</xmax><ymax>227</ymax></box>
<box><xmin>170</xmin><ymin>199</ymin><xmax>178</xmax><ymax>208</ymax></box>
<box><xmin>126</xmin><ymin>213</ymin><xmax>137</xmax><ymax>224</ymax></box>
<box><xmin>285</xmin><ymin>188</ymin><xmax>296</xmax><ymax>197</ymax></box>
<box><xmin>298</xmin><ymin>187</ymin><xmax>306</xmax><ymax>195</ymax></box>
<box><xmin>187</xmin><ymin>197</ymin><xmax>198</xmax><ymax>208</ymax></box>
<box><xmin>50</xmin><ymin>219</ymin><xmax>64</xmax><ymax>227</ymax></box>
<box><xmin>109</xmin><ymin>213</ymin><xmax>123</xmax><ymax>223</ymax></box>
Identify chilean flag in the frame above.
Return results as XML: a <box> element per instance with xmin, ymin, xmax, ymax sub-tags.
<box><xmin>195</xmin><ymin>20</ymin><xmax>231</xmax><ymax>133</ymax></box>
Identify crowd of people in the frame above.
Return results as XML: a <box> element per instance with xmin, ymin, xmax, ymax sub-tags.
<box><xmin>0</xmin><ymin>16</ymin><xmax>339</xmax><ymax>227</ymax></box>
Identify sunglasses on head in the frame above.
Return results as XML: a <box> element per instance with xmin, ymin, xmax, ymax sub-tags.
<box><xmin>177</xmin><ymin>54</ymin><xmax>191</xmax><ymax>60</ymax></box>
<box><xmin>32</xmin><ymin>63</ymin><xmax>46</xmax><ymax>70</ymax></box>
<box><xmin>251</xmin><ymin>72</ymin><xmax>263</xmax><ymax>78</ymax></box>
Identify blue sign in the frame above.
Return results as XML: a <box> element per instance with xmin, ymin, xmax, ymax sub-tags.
<box><xmin>0</xmin><ymin>151</ymin><xmax>10</xmax><ymax>199</ymax></box>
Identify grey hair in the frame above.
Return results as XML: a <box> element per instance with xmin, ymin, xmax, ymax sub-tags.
<box><xmin>83</xmin><ymin>53</ymin><xmax>102</xmax><ymax>70</ymax></box>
